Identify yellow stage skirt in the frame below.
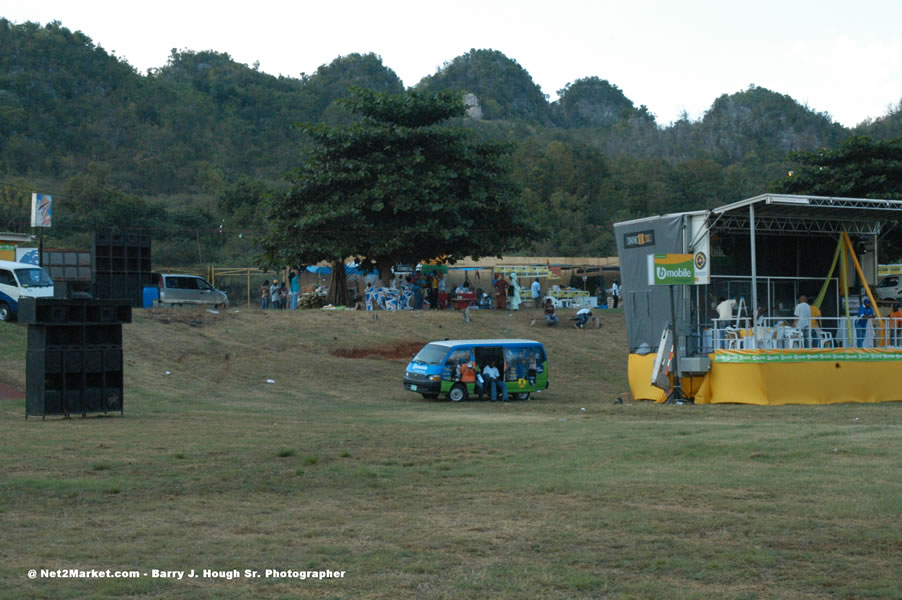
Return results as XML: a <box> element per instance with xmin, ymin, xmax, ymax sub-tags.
<box><xmin>628</xmin><ymin>349</ymin><xmax>902</xmax><ymax>405</ymax></box>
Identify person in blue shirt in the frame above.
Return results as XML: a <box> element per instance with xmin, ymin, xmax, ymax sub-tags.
<box><xmin>856</xmin><ymin>297</ymin><xmax>875</xmax><ymax>348</ymax></box>
<box><xmin>289</xmin><ymin>269</ymin><xmax>301</xmax><ymax>310</ymax></box>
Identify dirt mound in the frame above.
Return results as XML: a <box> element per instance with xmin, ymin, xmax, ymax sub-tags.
<box><xmin>332</xmin><ymin>341</ymin><xmax>425</xmax><ymax>360</ymax></box>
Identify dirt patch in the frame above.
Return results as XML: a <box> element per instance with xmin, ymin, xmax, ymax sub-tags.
<box><xmin>332</xmin><ymin>341</ymin><xmax>425</xmax><ymax>360</ymax></box>
<box><xmin>144</xmin><ymin>307</ymin><xmax>237</xmax><ymax>327</ymax></box>
<box><xmin>0</xmin><ymin>381</ymin><xmax>25</xmax><ymax>399</ymax></box>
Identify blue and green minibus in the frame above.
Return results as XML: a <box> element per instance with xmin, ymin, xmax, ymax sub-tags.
<box><xmin>403</xmin><ymin>339</ymin><xmax>549</xmax><ymax>401</ymax></box>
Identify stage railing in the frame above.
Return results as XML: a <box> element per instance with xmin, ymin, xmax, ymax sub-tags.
<box><xmin>697</xmin><ymin>316</ymin><xmax>902</xmax><ymax>351</ymax></box>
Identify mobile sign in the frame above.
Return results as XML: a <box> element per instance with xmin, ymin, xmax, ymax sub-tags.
<box><xmin>648</xmin><ymin>254</ymin><xmax>695</xmax><ymax>285</ymax></box>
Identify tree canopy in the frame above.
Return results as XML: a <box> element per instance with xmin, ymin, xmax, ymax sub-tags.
<box><xmin>772</xmin><ymin>136</ymin><xmax>902</xmax><ymax>198</ymax></box>
<box><xmin>258</xmin><ymin>88</ymin><xmax>536</xmax><ymax>296</ymax></box>
<box><xmin>771</xmin><ymin>135</ymin><xmax>902</xmax><ymax>257</ymax></box>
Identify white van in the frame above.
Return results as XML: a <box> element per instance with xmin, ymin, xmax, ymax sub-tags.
<box><xmin>876</xmin><ymin>275</ymin><xmax>902</xmax><ymax>302</ymax></box>
<box><xmin>0</xmin><ymin>259</ymin><xmax>55</xmax><ymax>321</ymax></box>
<box><xmin>152</xmin><ymin>273</ymin><xmax>229</xmax><ymax>308</ymax></box>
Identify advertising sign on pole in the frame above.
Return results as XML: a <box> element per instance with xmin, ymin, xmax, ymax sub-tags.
<box><xmin>647</xmin><ymin>254</ymin><xmax>695</xmax><ymax>285</ymax></box>
<box><xmin>689</xmin><ymin>214</ymin><xmax>711</xmax><ymax>285</ymax></box>
<box><xmin>31</xmin><ymin>193</ymin><xmax>52</xmax><ymax>227</ymax></box>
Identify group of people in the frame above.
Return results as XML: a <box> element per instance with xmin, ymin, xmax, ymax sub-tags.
<box><xmin>261</xmin><ymin>269</ymin><xmax>301</xmax><ymax>310</ymax></box>
<box><xmin>408</xmin><ymin>271</ymin><xmax>447</xmax><ymax>310</ymax></box>
<box><xmin>450</xmin><ymin>349</ymin><xmax>543</xmax><ymax>401</ymax></box>
<box><xmin>792</xmin><ymin>294</ymin><xmax>898</xmax><ymax>348</ymax></box>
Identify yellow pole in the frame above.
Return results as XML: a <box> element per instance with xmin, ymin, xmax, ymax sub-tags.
<box><xmin>843</xmin><ymin>232</ymin><xmax>884</xmax><ymax>346</ymax></box>
<box><xmin>840</xmin><ymin>235</ymin><xmax>853</xmax><ymax>345</ymax></box>
<box><xmin>842</xmin><ymin>233</ymin><xmax>881</xmax><ymax>317</ymax></box>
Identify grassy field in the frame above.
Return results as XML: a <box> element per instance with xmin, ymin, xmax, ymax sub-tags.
<box><xmin>1</xmin><ymin>306</ymin><xmax>900</xmax><ymax>599</ymax></box>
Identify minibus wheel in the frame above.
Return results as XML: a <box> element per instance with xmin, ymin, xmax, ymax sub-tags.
<box><xmin>449</xmin><ymin>384</ymin><xmax>467</xmax><ymax>402</ymax></box>
<box><xmin>0</xmin><ymin>302</ymin><xmax>10</xmax><ymax>322</ymax></box>
<box><xmin>515</xmin><ymin>392</ymin><xmax>530</xmax><ymax>401</ymax></box>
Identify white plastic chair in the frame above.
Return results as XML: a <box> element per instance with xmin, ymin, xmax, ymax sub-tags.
<box><xmin>817</xmin><ymin>330</ymin><xmax>834</xmax><ymax>348</ymax></box>
<box><xmin>785</xmin><ymin>328</ymin><xmax>804</xmax><ymax>349</ymax></box>
<box><xmin>724</xmin><ymin>328</ymin><xmax>741</xmax><ymax>350</ymax></box>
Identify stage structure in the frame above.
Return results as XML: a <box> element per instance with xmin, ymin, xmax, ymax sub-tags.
<box><xmin>615</xmin><ymin>194</ymin><xmax>902</xmax><ymax>405</ymax></box>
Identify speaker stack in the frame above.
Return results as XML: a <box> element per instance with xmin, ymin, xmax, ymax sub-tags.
<box><xmin>93</xmin><ymin>231</ymin><xmax>152</xmax><ymax>307</ymax></box>
<box><xmin>22</xmin><ymin>297</ymin><xmax>131</xmax><ymax>418</ymax></box>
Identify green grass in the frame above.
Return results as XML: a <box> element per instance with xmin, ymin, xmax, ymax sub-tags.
<box><xmin>1</xmin><ymin>307</ymin><xmax>901</xmax><ymax>599</ymax></box>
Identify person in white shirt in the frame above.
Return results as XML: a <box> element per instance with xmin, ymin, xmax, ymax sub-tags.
<box><xmin>481</xmin><ymin>360</ymin><xmax>508</xmax><ymax>401</ymax></box>
<box><xmin>793</xmin><ymin>295</ymin><xmax>812</xmax><ymax>347</ymax></box>
<box><xmin>575</xmin><ymin>307</ymin><xmax>592</xmax><ymax>328</ymax></box>
<box><xmin>716</xmin><ymin>297</ymin><xmax>736</xmax><ymax>323</ymax></box>
<box><xmin>530</xmin><ymin>279</ymin><xmax>541</xmax><ymax>309</ymax></box>
<box><xmin>611</xmin><ymin>280</ymin><xmax>621</xmax><ymax>308</ymax></box>
<box><xmin>715</xmin><ymin>297</ymin><xmax>737</xmax><ymax>349</ymax></box>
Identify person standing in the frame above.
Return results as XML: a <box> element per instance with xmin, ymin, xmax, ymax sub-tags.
<box><xmin>429</xmin><ymin>272</ymin><xmax>439</xmax><ymax>310</ymax></box>
<box><xmin>544</xmin><ymin>298</ymin><xmax>559</xmax><ymax>326</ymax></box>
<box><xmin>261</xmin><ymin>280</ymin><xmax>270</xmax><ymax>310</ymax></box>
<box><xmin>438</xmin><ymin>274</ymin><xmax>447</xmax><ymax>309</ymax></box>
<box><xmin>289</xmin><ymin>269</ymin><xmax>300</xmax><ymax>310</ymax></box>
<box><xmin>270</xmin><ymin>280</ymin><xmax>281</xmax><ymax>310</ymax></box>
<box><xmin>714</xmin><ymin>296</ymin><xmax>737</xmax><ymax>348</ymax></box>
<box><xmin>890</xmin><ymin>303</ymin><xmax>902</xmax><ymax>346</ymax></box>
<box><xmin>531</xmin><ymin>278</ymin><xmax>542</xmax><ymax>309</ymax></box>
<box><xmin>807</xmin><ymin>297</ymin><xmax>821</xmax><ymax>347</ymax></box>
<box><xmin>412</xmin><ymin>272</ymin><xmax>424</xmax><ymax>310</ymax></box>
<box><xmin>459</xmin><ymin>354</ymin><xmax>484</xmax><ymax>400</ymax></box>
<box><xmin>856</xmin><ymin>297</ymin><xmax>876</xmax><ymax>348</ymax></box>
<box><xmin>509</xmin><ymin>273</ymin><xmax>521</xmax><ymax>310</ymax></box>
<box><xmin>793</xmin><ymin>294</ymin><xmax>812</xmax><ymax>348</ymax></box>
<box><xmin>611</xmin><ymin>279</ymin><xmax>621</xmax><ymax>308</ymax></box>
<box><xmin>494</xmin><ymin>274</ymin><xmax>508</xmax><ymax>310</ymax></box>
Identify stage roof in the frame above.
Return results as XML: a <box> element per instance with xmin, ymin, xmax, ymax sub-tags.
<box><xmin>709</xmin><ymin>194</ymin><xmax>902</xmax><ymax>236</ymax></box>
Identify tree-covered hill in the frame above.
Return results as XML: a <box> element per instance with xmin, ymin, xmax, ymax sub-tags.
<box><xmin>552</xmin><ymin>77</ymin><xmax>651</xmax><ymax>129</ymax></box>
<box><xmin>694</xmin><ymin>85</ymin><xmax>848</xmax><ymax>164</ymax></box>
<box><xmin>416</xmin><ymin>49</ymin><xmax>551</xmax><ymax>123</ymax></box>
<box><xmin>1</xmin><ymin>19</ymin><xmax>900</xmax><ymax>264</ymax></box>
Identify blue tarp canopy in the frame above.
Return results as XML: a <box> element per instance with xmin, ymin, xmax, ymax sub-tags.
<box><xmin>306</xmin><ymin>265</ymin><xmax>377</xmax><ymax>276</ymax></box>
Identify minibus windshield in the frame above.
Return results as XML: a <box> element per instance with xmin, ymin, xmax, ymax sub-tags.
<box><xmin>14</xmin><ymin>267</ymin><xmax>53</xmax><ymax>288</ymax></box>
<box><xmin>412</xmin><ymin>344</ymin><xmax>448</xmax><ymax>365</ymax></box>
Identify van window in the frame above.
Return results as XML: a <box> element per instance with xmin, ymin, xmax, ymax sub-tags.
<box><xmin>0</xmin><ymin>269</ymin><xmax>14</xmax><ymax>286</ymax></box>
<box><xmin>14</xmin><ymin>268</ymin><xmax>52</xmax><ymax>287</ymax></box>
<box><xmin>413</xmin><ymin>344</ymin><xmax>449</xmax><ymax>365</ymax></box>
<box><xmin>473</xmin><ymin>346</ymin><xmax>504</xmax><ymax>371</ymax></box>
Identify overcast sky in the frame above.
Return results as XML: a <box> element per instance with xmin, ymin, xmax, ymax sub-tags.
<box><xmin>2</xmin><ymin>0</ymin><xmax>901</xmax><ymax>127</ymax></box>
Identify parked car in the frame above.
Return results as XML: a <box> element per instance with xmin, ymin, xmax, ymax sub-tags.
<box><xmin>152</xmin><ymin>273</ymin><xmax>229</xmax><ymax>308</ymax></box>
<box><xmin>876</xmin><ymin>275</ymin><xmax>902</xmax><ymax>302</ymax></box>
<box><xmin>0</xmin><ymin>259</ymin><xmax>55</xmax><ymax>321</ymax></box>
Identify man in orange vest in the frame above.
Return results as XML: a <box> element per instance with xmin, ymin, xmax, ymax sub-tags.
<box><xmin>459</xmin><ymin>355</ymin><xmax>484</xmax><ymax>400</ymax></box>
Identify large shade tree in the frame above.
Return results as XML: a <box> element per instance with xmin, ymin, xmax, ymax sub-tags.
<box><xmin>771</xmin><ymin>135</ymin><xmax>902</xmax><ymax>258</ymax></box>
<box><xmin>258</xmin><ymin>87</ymin><xmax>536</xmax><ymax>304</ymax></box>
